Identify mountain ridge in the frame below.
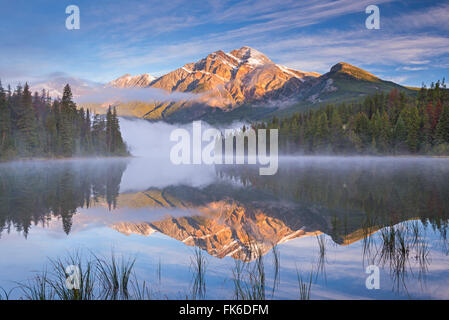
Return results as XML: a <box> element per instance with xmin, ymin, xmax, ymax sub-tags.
<box><xmin>109</xmin><ymin>46</ymin><xmax>321</xmax><ymax>108</ymax></box>
<box><xmin>34</xmin><ymin>46</ymin><xmax>414</xmax><ymax>123</ymax></box>
<box><xmin>104</xmin><ymin>47</ymin><xmax>412</xmax><ymax>122</ymax></box>
<box><xmin>108</xmin><ymin>73</ymin><xmax>156</xmax><ymax>88</ymax></box>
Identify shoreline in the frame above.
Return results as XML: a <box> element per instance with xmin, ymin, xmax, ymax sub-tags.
<box><xmin>0</xmin><ymin>155</ymin><xmax>134</xmax><ymax>164</ymax></box>
<box><xmin>1</xmin><ymin>154</ymin><xmax>448</xmax><ymax>166</ymax></box>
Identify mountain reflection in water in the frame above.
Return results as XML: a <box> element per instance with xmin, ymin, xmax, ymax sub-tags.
<box><xmin>0</xmin><ymin>157</ymin><xmax>448</xmax><ymax>299</ymax></box>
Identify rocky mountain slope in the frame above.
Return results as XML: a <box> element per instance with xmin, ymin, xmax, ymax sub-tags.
<box><xmin>111</xmin><ymin>202</ymin><xmax>320</xmax><ymax>261</ymax></box>
<box><xmin>109</xmin><ymin>46</ymin><xmax>320</xmax><ymax>107</ymax></box>
<box><xmin>104</xmin><ymin>47</ymin><xmax>411</xmax><ymax>122</ymax></box>
<box><xmin>31</xmin><ymin>76</ymin><xmax>102</xmax><ymax>98</ymax></box>
<box><xmin>108</xmin><ymin>73</ymin><xmax>156</xmax><ymax>88</ymax></box>
<box><xmin>35</xmin><ymin>46</ymin><xmax>413</xmax><ymax>123</ymax></box>
<box><xmin>96</xmin><ymin>184</ymin><xmax>373</xmax><ymax>261</ymax></box>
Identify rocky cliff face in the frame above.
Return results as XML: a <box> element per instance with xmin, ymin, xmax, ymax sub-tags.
<box><xmin>109</xmin><ymin>46</ymin><xmax>320</xmax><ymax>108</ymax></box>
<box><xmin>108</xmin><ymin>73</ymin><xmax>156</xmax><ymax>88</ymax></box>
<box><xmin>111</xmin><ymin>197</ymin><xmax>320</xmax><ymax>261</ymax></box>
<box><xmin>37</xmin><ymin>46</ymin><xmax>410</xmax><ymax>122</ymax></box>
<box><xmin>102</xmin><ymin>185</ymin><xmax>377</xmax><ymax>261</ymax></box>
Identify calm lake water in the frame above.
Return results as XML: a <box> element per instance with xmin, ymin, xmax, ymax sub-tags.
<box><xmin>1</xmin><ymin>156</ymin><xmax>449</xmax><ymax>299</ymax></box>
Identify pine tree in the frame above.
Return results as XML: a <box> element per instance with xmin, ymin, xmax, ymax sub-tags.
<box><xmin>330</xmin><ymin>108</ymin><xmax>344</xmax><ymax>152</ymax></box>
<box><xmin>313</xmin><ymin>112</ymin><xmax>329</xmax><ymax>151</ymax></box>
<box><xmin>84</xmin><ymin>109</ymin><xmax>92</xmax><ymax>154</ymax></box>
<box><xmin>353</xmin><ymin>112</ymin><xmax>371</xmax><ymax>147</ymax></box>
<box><xmin>16</xmin><ymin>83</ymin><xmax>39</xmax><ymax>155</ymax></box>
<box><xmin>0</xmin><ymin>81</ymin><xmax>12</xmax><ymax>155</ymax></box>
<box><xmin>393</xmin><ymin>115</ymin><xmax>407</xmax><ymax>152</ymax></box>
<box><xmin>421</xmin><ymin>110</ymin><xmax>432</xmax><ymax>151</ymax></box>
<box><xmin>106</xmin><ymin>106</ymin><xmax>113</xmax><ymax>154</ymax></box>
<box><xmin>379</xmin><ymin>111</ymin><xmax>392</xmax><ymax>153</ymax></box>
<box><xmin>405</xmin><ymin>106</ymin><xmax>420</xmax><ymax>153</ymax></box>
<box><xmin>111</xmin><ymin>106</ymin><xmax>126</xmax><ymax>155</ymax></box>
<box><xmin>60</xmin><ymin>84</ymin><xmax>75</xmax><ymax>156</ymax></box>
<box><xmin>45</xmin><ymin>102</ymin><xmax>57</xmax><ymax>155</ymax></box>
<box><xmin>0</xmin><ymin>80</ymin><xmax>128</xmax><ymax>160</ymax></box>
<box><xmin>435</xmin><ymin>105</ymin><xmax>449</xmax><ymax>144</ymax></box>
<box><xmin>433</xmin><ymin>100</ymin><xmax>443</xmax><ymax>129</ymax></box>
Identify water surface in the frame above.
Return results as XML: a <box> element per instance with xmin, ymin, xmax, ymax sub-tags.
<box><xmin>1</xmin><ymin>157</ymin><xmax>448</xmax><ymax>299</ymax></box>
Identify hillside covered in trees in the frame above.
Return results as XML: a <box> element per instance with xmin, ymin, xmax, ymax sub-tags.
<box><xmin>0</xmin><ymin>82</ymin><xmax>129</xmax><ymax>160</ymax></box>
<box><xmin>253</xmin><ymin>80</ymin><xmax>449</xmax><ymax>155</ymax></box>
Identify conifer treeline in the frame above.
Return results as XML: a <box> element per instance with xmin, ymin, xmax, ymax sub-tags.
<box><xmin>0</xmin><ymin>82</ymin><xmax>129</xmax><ymax>160</ymax></box>
<box><xmin>253</xmin><ymin>80</ymin><xmax>449</xmax><ymax>155</ymax></box>
<box><xmin>0</xmin><ymin>160</ymin><xmax>127</xmax><ymax>237</ymax></box>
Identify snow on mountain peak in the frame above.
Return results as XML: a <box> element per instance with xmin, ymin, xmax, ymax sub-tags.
<box><xmin>109</xmin><ymin>73</ymin><xmax>156</xmax><ymax>88</ymax></box>
<box><xmin>229</xmin><ymin>46</ymin><xmax>271</xmax><ymax>67</ymax></box>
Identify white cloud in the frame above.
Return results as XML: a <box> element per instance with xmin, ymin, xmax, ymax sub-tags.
<box><xmin>398</xmin><ymin>66</ymin><xmax>428</xmax><ymax>71</ymax></box>
<box><xmin>75</xmin><ymin>86</ymin><xmax>197</xmax><ymax>104</ymax></box>
<box><xmin>382</xmin><ymin>75</ymin><xmax>408</xmax><ymax>84</ymax></box>
<box><xmin>385</xmin><ymin>3</ymin><xmax>449</xmax><ymax>31</ymax></box>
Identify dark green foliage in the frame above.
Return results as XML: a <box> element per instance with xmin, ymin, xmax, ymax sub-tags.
<box><xmin>16</xmin><ymin>83</ymin><xmax>39</xmax><ymax>155</ymax></box>
<box><xmin>0</xmin><ymin>82</ymin><xmax>13</xmax><ymax>158</ymax></box>
<box><xmin>252</xmin><ymin>81</ymin><xmax>449</xmax><ymax>155</ymax></box>
<box><xmin>0</xmin><ymin>82</ymin><xmax>129</xmax><ymax>160</ymax></box>
<box><xmin>0</xmin><ymin>160</ymin><xmax>127</xmax><ymax>237</ymax></box>
<box><xmin>436</xmin><ymin>104</ymin><xmax>449</xmax><ymax>144</ymax></box>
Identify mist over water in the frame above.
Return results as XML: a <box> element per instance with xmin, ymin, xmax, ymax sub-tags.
<box><xmin>75</xmin><ymin>86</ymin><xmax>197</xmax><ymax>104</ymax></box>
<box><xmin>120</xmin><ymin>118</ymin><xmax>185</xmax><ymax>159</ymax></box>
<box><xmin>119</xmin><ymin>116</ymin><xmax>449</xmax><ymax>174</ymax></box>
<box><xmin>119</xmin><ymin>117</ymin><xmax>246</xmax><ymax>159</ymax></box>
<box><xmin>1</xmin><ymin>118</ymin><xmax>449</xmax><ymax>299</ymax></box>
<box><xmin>118</xmin><ymin>118</ymin><xmax>218</xmax><ymax>190</ymax></box>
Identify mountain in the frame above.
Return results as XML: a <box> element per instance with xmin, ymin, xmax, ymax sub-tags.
<box><xmin>35</xmin><ymin>46</ymin><xmax>413</xmax><ymax>123</ymax></box>
<box><xmin>110</xmin><ymin>200</ymin><xmax>321</xmax><ymax>261</ymax></box>
<box><xmin>108</xmin><ymin>73</ymin><xmax>156</xmax><ymax>88</ymax></box>
<box><xmin>104</xmin><ymin>47</ymin><xmax>413</xmax><ymax>122</ymax></box>
<box><xmin>31</xmin><ymin>76</ymin><xmax>103</xmax><ymax>99</ymax></box>
<box><xmin>110</xmin><ymin>47</ymin><xmax>319</xmax><ymax>106</ymax></box>
<box><xmin>104</xmin><ymin>186</ymin><xmax>368</xmax><ymax>261</ymax></box>
<box><xmin>147</xmin><ymin>47</ymin><xmax>320</xmax><ymax>106</ymax></box>
<box><xmin>105</xmin><ymin>46</ymin><xmax>327</xmax><ymax>121</ymax></box>
<box><xmin>290</xmin><ymin>62</ymin><xmax>408</xmax><ymax>105</ymax></box>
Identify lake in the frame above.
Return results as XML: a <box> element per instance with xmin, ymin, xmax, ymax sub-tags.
<box><xmin>1</xmin><ymin>155</ymin><xmax>448</xmax><ymax>299</ymax></box>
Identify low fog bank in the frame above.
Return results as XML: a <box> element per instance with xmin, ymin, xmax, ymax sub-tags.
<box><xmin>119</xmin><ymin>117</ymin><xmax>245</xmax><ymax>158</ymax></box>
<box><xmin>119</xmin><ymin>157</ymin><xmax>218</xmax><ymax>193</ymax></box>
<box><xmin>277</xmin><ymin>155</ymin><xmax>449</xmax><ymax>167</ymax></box>
<box><xmin>75</xmin><ymin>86</ymin><xmax>196</xmax><ymax>104</ymax></box>
<box><xmin>119</xmin><ymin>116</ymin><xmax>449</xmax><ymax>162</ymax></box>
<box><xmin>119</xmin><ymin>118</ymin><xmax>221</xmax><ymax>192</ymax></box>
<box><xmin>120</xmin><ymin>118</ymin><xmax>181</xmax><ymax>159</ymax></box>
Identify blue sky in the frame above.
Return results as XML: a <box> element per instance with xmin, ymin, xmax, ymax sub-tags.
<box><xmin>0</xmin><ymin>0</ymin><xmax>448</xmax><ymax>87</ymax></box>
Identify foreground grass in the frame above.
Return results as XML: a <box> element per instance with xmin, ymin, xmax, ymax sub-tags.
<box><xmin>0</xmin><ymin>245</ymin><xmax>315</xmax><ymax>300</ymax></box>
<box><xmin>2</xmin><ymin>251</ymin><xmax>150</xmax><ymax>300</ymax></box>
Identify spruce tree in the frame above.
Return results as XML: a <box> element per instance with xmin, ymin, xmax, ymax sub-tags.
<box><xmin>0</xmin><ymin>81</ymin><xmax>12</xmax><ymax>155</ymax></box>
<box><xmin>111</xmin><ymin>106</ymin><xmax>125</xmax><ymax>155</ymax></box>
<box><xmin>313</xmin><ymin>112</ymin><xmax>329</xmax><ymax>151</ymax></box>
<box><xmin>330</xmin><ymin>108</ymin><xmax>344</xmax><ymax>152</ymax></box>
<box><xmin>84</xmin><ymin>109</ymin><xmax>92</xmax><ymax>154</ymax></box>
<box><xmin>106</xmin><ymin>106</ymin><xmax>113</xmax><ymax>154</ymax></box>
<box><xmin>379</xmin><ymin>111</ymin><xmax>392</xmax><ymax>153</ymax></box>
<box><xmin>16</xmin><ymin>83</ymin><xmax>39</xmax><ymax>155</ymax></box>
<box><xmin>60</xmin><ymin>84</ymin><xmax>75</xmax><ymax>156</ymax></box>
<box><xmin>405</xmin><ymin>106</ymin><xmax>420</xmax><ymax>153</ymax></box>
<box><xmin>393</xmin><ymin>115</ymin><xmax>407</xmax><ymax>152</ymax></box>
<box><xmin>436</xmin><ymin>105</ymin><xmax>449</xmax><ymax>144</ymax></box>
<box><xmin>353</xmin><ymin>112</ymin><xmax>371</xmax><ymax>147</ymax></box>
